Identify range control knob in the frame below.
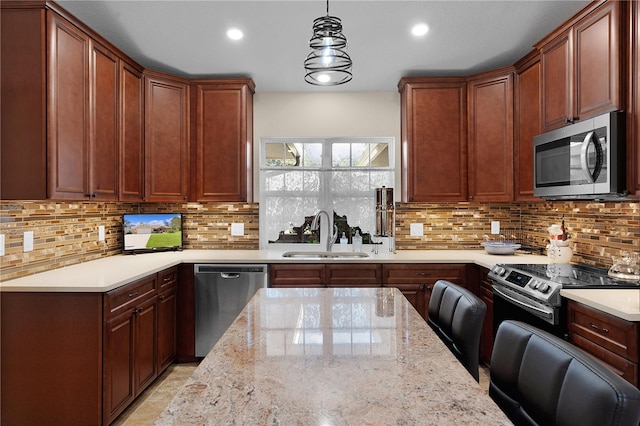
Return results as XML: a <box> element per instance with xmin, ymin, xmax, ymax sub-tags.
<box><xmin>530</xmin><ymin>280</ymin><xmax>539</xmax><ymax>290</ymax></box>
<box><xmin>539</xmin><ymin>283</ymin><xmax>550</xmax><ymax>293</ymax></box>
<box><xmin>497</xmin><ymin>267</ymin><xmax>507</xmax><ymax>276</ymax></box>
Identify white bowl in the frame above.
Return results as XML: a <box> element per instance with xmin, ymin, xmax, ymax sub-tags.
<box><xmin>481</xmin><ymin>241</ymin><xmax>521</xmax><ymax>255</ymax></box>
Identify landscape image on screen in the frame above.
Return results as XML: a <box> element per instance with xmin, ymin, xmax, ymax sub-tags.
<box><xmin>123</xmin><ymin>213</ymin><xmax>182</xmax><ymax>251</ymax></box>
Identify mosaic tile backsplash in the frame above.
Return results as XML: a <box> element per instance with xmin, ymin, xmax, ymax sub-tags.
<box><xmin>1</xmin><ymin>200</ymin><xmax>638</xmax><ymax>281</ymax></box>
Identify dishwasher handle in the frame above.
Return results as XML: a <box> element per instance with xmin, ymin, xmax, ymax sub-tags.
<box><xmin>220</xmin><ymin>272</ymin><xmax>240</xmax><ymax>279</ymax></box>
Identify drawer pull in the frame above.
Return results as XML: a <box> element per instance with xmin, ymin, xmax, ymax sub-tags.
<box><xmin>158</xmin><ymin>295</ymin><xmax>165</xmax><ymax>300</ymax></box>
<box><xmin>589</xmin><ymin>323</ymin><xmax>609</xmax><ymax>333</ymax></box>
<box><xmin>415</xmin><ymin>272</ymin><xmax>431</xmax><ymax>276</ymax></box>
<box><xmin>128</xmin><ymin>291</ymin><xmax>140</xmax><ymax>298</ymax></box>
<box><xmin>163</xmin><ymin>275</ymin><xmax>173</xmax><ymax>283</ymax></box>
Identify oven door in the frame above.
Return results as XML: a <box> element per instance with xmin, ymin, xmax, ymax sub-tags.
<box><xmin>492</xmin><ymin>284</ymin><xmax>567</xmax><ymax>339</ymax></box>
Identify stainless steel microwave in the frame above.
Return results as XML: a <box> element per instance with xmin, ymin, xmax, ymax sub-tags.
<box><xmin>533</xmin><ymin>111</ymin><xmax>626</xmax><ymax>200</ymax></box>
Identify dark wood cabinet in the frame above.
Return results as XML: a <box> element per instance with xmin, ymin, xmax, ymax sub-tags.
<box><xmin>630</xmin><ymin>0</ymin><xmax>640</xmax><ymax>197</ymax></box>
<box><xmin>48</xmin><ymin>12</ymin><xmax>120</xmax><ymax>200</ymax></box>
<box><xmin>326</xmin><ymin>263</ymin><xmax>382</xmax><ymax>287</ymax></box>
<box><xmin>538</xmin><ymin>1</ymin><xmax>622</xmax><ymax>132</ymax></box>
<box><xmin>467</xmin><ymin>68</ymin><xmax>514</xmax><ymax>202</ymax></box>
<box><xmin>144</xmin><ymin>71</ymin><xmax>190</xmax><ymax>202</ymax></box>
<box><xmin>398</xmin><ymin>78</ymin><xmax>468</xmax><ymax>202</ymax></box>
<box><xmin>47</xmin><ymin>11</ymin><xmax>91</xmax><ymax>199</ymax></box>
<box><xmin>382</xmin><ymin>264</ymin><xmax>467</xmax><ymax>320</ymax></box>
<box><xmin>514</xmin><ymin>51</ymin><xmax>541</xmax><ymax>201</ymax></box>
<box><xmin>1</xmin><ymin>4</ymin><xmax>143</xmax><ymax>201</ymax></box>
<box><xmin>157</xmin><ymin>267</ymin><xmax>178</xmax><ymax>372</ymax></box>
<box><xmin>269</xmin><ymin>264</ymin><xmax>326</xmax><ymax>287</ymax></box>
<box><xmin>567</xmin><ymin>300</ymin><xmax>639</xmax><ymax>386</ymax></box>
<box><xmin>103</xmin><ymin>274</ymin><xmax>158</xmax><ymax>424</ymax></box>
<box><xmin>119</xmin><ymin>61</ymin><xmax>145</xmax><ymax>201</ymax></box>
<box><xmin>477</xmin><ymin>266</ymin><xmax>494</xmax><ymax>366</ymax></box>
<box><xmin>193</xmin><ymin>79</ymin><xmax>255</xmax><ymax>202</ymax></box>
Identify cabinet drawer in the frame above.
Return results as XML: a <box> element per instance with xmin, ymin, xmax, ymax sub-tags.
<box><xmin>382</xmin><ymin>264</ymin><xmax>465</xmax><ymax>285</ymax></box>
<box><xmin>105</xmin><ymin>276</ymin><xmax>157</xmax><ymax>318</ymax></box>
<box><xmin>158</xmin><ymin>266</ymin><xmax>178</xmax><ymax>291</ymax></box>
<box><xmin>570</xmin><ymin>333</ymin><xmax>638</xmax><ymax>386</ymax></box>
<box><xmin>326</xmin><ymin>264</ymin><xmax>382</xmax><ymax>286</ymax></box>
<box><xmin>269</xmin><ymin>264</ymin><xmax>325</xmax><ymax>287</ymax></box>
<box><xmin>567</xmin><ymin>301</ymin><xmax>638</xmax><ymax>361</ymax></box>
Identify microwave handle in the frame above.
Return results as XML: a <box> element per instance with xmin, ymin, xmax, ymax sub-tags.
<box><xmin>580</xmin><ymin>131</ymin><xmax>603</xmax><ymax>183</ymax></box>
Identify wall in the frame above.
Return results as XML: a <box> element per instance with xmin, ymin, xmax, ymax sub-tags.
<box><xmin>2</xmin><ymin>199</ymin><xmax>638</xmax><ymax>281</ymax></box>
<box><xmin>253</xmin><ymin>91</ymin><xmax>402</xmax><ymax>198</ymax></box>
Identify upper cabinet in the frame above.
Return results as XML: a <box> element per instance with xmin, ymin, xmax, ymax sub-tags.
<box><xmin>192</xmin><ymin>79</ymin><xmax>255</xmax><ymax>202</ymax></box>
<box><xmin>1</xmin><ymin>4</ymin><xmax>143</xmax><ymax>201</ymax></box>
<box><xmin>398</xmin><ymin>78</ymin><xmax>468</xmax><ymax>202</ymax></box>
<box><xmin>119</xmin><ymin>62</ymin><xmax>145</xmax><ymax>201</ymax></box>
<box><xmin>538</xmin><ymin>0</ymin><xmax>622</xmax><ymax>132</ymax></box>
<box><xmin>631</xmin><ymin>0</ymin><xmax>640</xmax><ymax>197</ymax></box>
<box><xmin>514</xmin><ymin>51</ymin><xmax>541</xmax><ymax>201</ymax></box>
<box><xmin>144</xmin><ymin>71</ymin><xmax>190</xmax><ymax>202</ymax></box>
<box><xmin>467</xmin><ymin>68</ymin><xmax>514</xmax><ymax>202</ymax></box>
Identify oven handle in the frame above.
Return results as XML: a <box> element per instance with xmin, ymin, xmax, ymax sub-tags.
<box><xmin>492</xmin><ymin>286</ymin><xmax>554</xmax><ymax>321</ymax></box>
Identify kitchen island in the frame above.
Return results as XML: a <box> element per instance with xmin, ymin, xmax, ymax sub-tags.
<box><xmin>156</xmin><ymin>287</ymin><xmax>511</xmax><ymax>425</ymax></box>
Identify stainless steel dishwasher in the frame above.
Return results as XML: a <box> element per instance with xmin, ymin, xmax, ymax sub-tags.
<box><xmin>194</xmin><ymin>264</ymin><xmax>268</xmax><ymax>357</ymax></box>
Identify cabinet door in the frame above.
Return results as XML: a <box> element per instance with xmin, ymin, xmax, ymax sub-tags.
<box><xmin>573</xmin><ymin>1</ymin><xmax>621</xmax><ymax>121</ymax></box>
<box><xmin>144</xmin><ymin>73</ymin><xmax>190</xmax><ymax>202</ymax></box>
<box><xmin>633</xmin><ymin>0</ymin><xmax>640</xmax><ymax>197</ymax></box>
<box><xmin>47</xmin><ymin>11</ymin><xmax>89</xmax><ymax>199</ymax></box>
<box><xmin>120</xmin><ymin>61</ymin><xmax>144</xmax><ymax>201</ymax></box>
<box><xmin>157</xmin><ymin>286</ymin><xmax>177</xmax><ymax>372</ymax></box>
<box><xmin>388</xmin><ymin>283</ymin><xmax>428</xmax><ymax>320</ymax></box>
<box><xmin>398</xmin><ymin>78</ymin><xmax>468</xmax><ymax>202</ymax></box>
<box><xmin>89</xmin><ymin>39</ymin><xmax>119</xmax><ymax>200</ymax></box>
<box><xmin>467</xmin><ymin>71</ymin><xmax>514</xmax><ymax>201</ymax></box>
<box><xmin>514</xmin><ymin>54</ymin><xmax>541</xmax><ymax>200</ymax></box>
<box><xmin>104</xmin><ymin>309</ymin><xmax>135</xmax><ymax>423</ymax></box>
<box><xmin>195</xmin><ymin>81</ymin><xmax>254</xmax><ymax>201</ymax></box>
<box><xmin>540</xmin><ymin>30</ymin><xmax>573</xmax><ymax>132</ymax></box>
<box><xmin>478</xmin><ymin>268</ymin><xmax>494</xmax><ymax>366</ymax></box>
<box><xmin>134</xmin><ymin>295</ymin><xmax>158</xmax><ymax>394</ymax></box>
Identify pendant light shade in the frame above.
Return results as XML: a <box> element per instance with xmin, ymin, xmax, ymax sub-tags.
<box><xmin>304</xmin><ymin>0</ymin><xmax>352</xmax><ymax>86</ymax></box>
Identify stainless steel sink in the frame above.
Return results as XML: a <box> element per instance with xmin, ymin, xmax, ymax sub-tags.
<box><xmin>282</xmin><ymin>251</ymin><xmax>369</xmax><ymax>259</ymax></box>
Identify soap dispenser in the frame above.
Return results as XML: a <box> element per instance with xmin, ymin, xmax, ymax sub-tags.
<box><xmin>353</xmin><ymin>230</ymin><xmax>363</xmax><ymax>252</ymax></box>
<box><xmin>340</xmin><ymin>232</ymin><xmax>348</xmax><ymax>249</ymax></box>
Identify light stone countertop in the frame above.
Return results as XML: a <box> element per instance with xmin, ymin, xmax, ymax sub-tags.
<box><xmin>155</xmin><ymin>287</ymin><xmax>513</xmax><ymax>425</ymax></box>
<box><xmin>2</xmin><ymin>248</ymin><xmax>637</xmax><ymax>321</ymax></box>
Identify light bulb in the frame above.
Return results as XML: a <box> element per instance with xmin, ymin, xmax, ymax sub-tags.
<box><xmin>227</xmin><ymin>28</ymin><xmax>243</xmax><ymax>40</ymax></box>
<box><xmin>321</xmin><ymin>47</ymin><xmax>335</xmax><ymax>67</ymax></box>
<box><xmin>411</xmin><ymin>23</ymin><xmax>429</xmax><ymax>37</ymax></box>
<box><xmin>317</xmin><ymin>74</ymin><xmax>331</xmax><ymax>83</ymax></box>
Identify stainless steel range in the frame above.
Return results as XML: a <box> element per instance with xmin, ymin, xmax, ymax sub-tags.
<box><xmin>488</xmin><ymin>263</ymin><xmax>640</xmax><ymax>337</ymax></box>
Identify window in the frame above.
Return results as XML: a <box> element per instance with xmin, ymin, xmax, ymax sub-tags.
<box><xmin>260</xmin><ymin>137</ymin><xmax>394</xmax><ymax>249</ymax></box>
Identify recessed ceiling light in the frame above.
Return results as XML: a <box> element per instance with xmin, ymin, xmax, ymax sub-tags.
<box><xmin>411</xmin><ymin>23</ymin><xmax>429</xmax><ymax>37</ymax></box>
<box><xmin>227</xmin><ymin>28</ymin><xmax>243</xmax><ymax>40</ymax></box>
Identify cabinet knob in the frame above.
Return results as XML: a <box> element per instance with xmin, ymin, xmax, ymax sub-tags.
<box><xmin>565</xmin><ymin>117</ymin><xmax>578</xmax><ymax>124</ymax></box>
<box><xmin>158</xmin><ymin>295</ymin><xmax>165</xmax><ymax>300</ymax></box>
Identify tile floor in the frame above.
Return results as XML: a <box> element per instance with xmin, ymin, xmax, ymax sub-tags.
<box><xmin>113</xmin><ymin>363</ymin><xmax>491</xmax><ymax>425</ymax></box>
<box><xmin>112</xmin><ymin>363</ymin><xmax>198</xmax><ymax>426</ymax></box>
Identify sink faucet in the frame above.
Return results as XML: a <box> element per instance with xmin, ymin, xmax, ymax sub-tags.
<box><xmin>311</xmin><ymin>210</ymin><xmax>338</xmax><ymax>252</ymax></box>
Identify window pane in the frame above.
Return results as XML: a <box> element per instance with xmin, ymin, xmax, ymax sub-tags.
<box><xmin>265</xmin><ymin>142</ymin><xmax>285</xmax><ymax>166</ymax></box>
<box><xmin>351</xmin><ymin>143</ymin><xmax>369</xmax><ymax>167</ymax></box>
<box><xmin>303</xmin><ymin>143</ymin><xmax>322</xmax><ymax>167</ymax></box>
<box><xmin>264</xmin><ymin>170</ymin><xmax>285</xmax><ymax>191</ymax></box>
<box><xmin>332</xmin><ymin>143</ymin><xmax>350</xmax><ymax>167</ymax></box>
<box><xmin>351</xmin><ymin>171</ymin><xmax>370</xmax><ymax>191</ymax></box>
<box><xmin>284</xmin><ymin>143</ymin><xmax>302</xmax><ymax>166</ymax></box>
<box><xmin>370</xmin><ymin>143</ymin><xmax>389</xmax><ymax>167</ymax></box>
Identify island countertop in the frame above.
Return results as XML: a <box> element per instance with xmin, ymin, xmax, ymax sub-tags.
<box><xmin>155</xmin><ymin>287</ymin><xmax>511</xmax><ymax>425</ymax></box>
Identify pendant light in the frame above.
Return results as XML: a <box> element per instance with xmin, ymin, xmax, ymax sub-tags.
<box><xmin>304</xmin><ymin>0</ymin><xmax>353</xmax><ymax>86</ymax></box>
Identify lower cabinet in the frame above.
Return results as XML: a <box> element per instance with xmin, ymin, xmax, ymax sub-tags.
<box><xmin>0</xmin><ymin>267</ymin><xmax>178</xmax><ymax>425</ymax></box>
<box><xmin>382</xmin><ymin>264</ymin><xmax>467</xmax><ymax>320</ymax></box>
<box><xmin>478</xmin><ymin>266</ymin><xmax>494</xmax><ymax>366</ymax></box>
<box><xmin>268</xmin><ymin>263</ymin><xmax>382</xmax><ymax>287</ymax></box>
<box><xmin>567</xmin><ymin>300</ymin><xmax>639</xmax><ymax>386</ymax></box>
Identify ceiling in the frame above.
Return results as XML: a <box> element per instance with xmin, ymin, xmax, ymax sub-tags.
<box><xmin>58</xmin><ymin>0</ymin><xmax>591</xmax><ymax>93</ymax></box>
